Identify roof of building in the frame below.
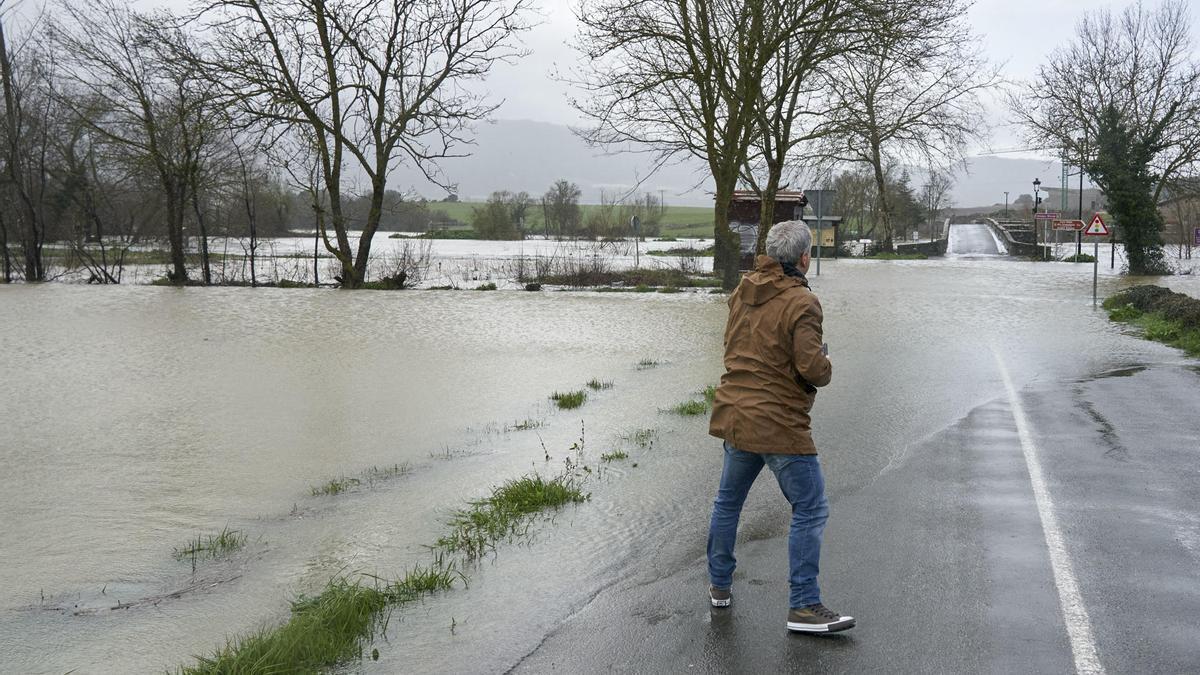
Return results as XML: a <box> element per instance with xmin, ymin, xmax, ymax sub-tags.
<box><xmin>729</xmin><ymin>190</ymin><xmax>808</xmax><ymax>203</ymax></box>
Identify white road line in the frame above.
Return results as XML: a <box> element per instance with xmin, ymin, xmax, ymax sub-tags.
<box><xmin>992</xmin><ymin>346</ymin><xmax>1105</xmax><ymax>675</ymax></box>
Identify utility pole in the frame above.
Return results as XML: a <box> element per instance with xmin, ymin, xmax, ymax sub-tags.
<box><xmin>1077</xmin><ymin>132</ymin><xmax>1086</xmax><ymax>258</ymax></box>
<box><xmin>1004</xmin><ymin>191</ymin><xmax>1009</xmax><ymax>219</ymax></box>
<box><xmin>1032</xmin><ymin>178</ymin><xmax>1042</xmax><ymax>257</ymax></box>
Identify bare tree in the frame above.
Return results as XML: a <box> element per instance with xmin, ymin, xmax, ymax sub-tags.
<box><xmin>574</xmin><ymin>0</ymin><xmax>818</xmax><ymax>288</ymax></box>
<box><xmin>921</xmin><ymin>168</ymin><xmax>954</xmax><ymax>240</ymax></box>
<box><xmin>0</xmin><ymin>3</ymin><xmax>51</xmax><ymax>281</ymax></box>
<box><xmin>48</xmin><ymin>0</ymin><xmax>223</xmax><ymax>284</ymax></box>
<box><xmin>817</xmin><ymin>1</ymin><xmax>995</xmax><ymax>251</ymax></box>
<box><xmin>542</xmin><ymin>179</ymin><xmax>582</xmax><ymax>238</ymax></box>
<box><xmin>1011</xmin><ymin>0</ymin><xmax>1200</xmax><ymax>274</ymax></box>
<box><xmin>1012</xmin><ymin>0</ymin><xmax>1200</xmax><ymax>203</ymax></box>
<box><xmin>186</xmin><ymin>0</ymin><xmax>531</xmax><ymax>288</ymax></box>
<box><xmin>742</xmin><ymin>0</ymin><xmax>867</xmax><ymax>254</ymax></box>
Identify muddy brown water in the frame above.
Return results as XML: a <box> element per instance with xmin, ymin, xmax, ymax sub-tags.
<box><xmin>2</xmin><ymin>230</ymin><xmax>1198</xmax><ymax>672</ymax></box>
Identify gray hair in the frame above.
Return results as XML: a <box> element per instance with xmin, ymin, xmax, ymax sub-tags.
<box><xmin>765</xmin><ymin>220</ymin><xmax>812</xmax><ymax>263</ymax></box>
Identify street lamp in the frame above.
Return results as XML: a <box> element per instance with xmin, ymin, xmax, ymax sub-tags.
<box><xmin>1032</xmin><ymin>178</ymin><xmax>1042</xmax><ymax>250</ymax></box>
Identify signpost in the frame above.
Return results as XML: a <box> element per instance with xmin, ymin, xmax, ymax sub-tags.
<box><xmin>1052</xmin><ymin>219</ymin><xmax>1085</xmax><ymax>231</ymax></box>
<box><xmin>1194</xmin><ymin>227</ymin><xmax>1200</xmax><ymax>247</ymax></box>
<box><xmin>630</xmin><ymin>215</ymin><xmax>641</xmax><ymax>268</ymax></box>
<box><xmin>1033</xmin><ymin>211</ymin><xmax>1060</xmax><ymax>220</ymax></box>
<box><xmin>1084</xmin><ymin>214</ymin><xmax>1109</xmax><ymax>307</ymax></box>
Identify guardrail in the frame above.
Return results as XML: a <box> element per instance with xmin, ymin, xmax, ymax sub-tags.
<box><xmin>984</xmin><ymin>218</ymin><xmax>1051</xmax><ymax>258</ymax></box>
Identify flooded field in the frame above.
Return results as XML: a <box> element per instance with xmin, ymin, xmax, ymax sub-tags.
<box><xmin>2</xmin><ymin>241</ymin><xmax>1198</xmax><ymax>672</ymax></box>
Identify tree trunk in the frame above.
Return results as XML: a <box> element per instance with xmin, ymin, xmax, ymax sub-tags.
<box><xmin>0</xmin><ymin>210</ymin><xmax>10</xmax><ymax>283</ymax></box>
<box><xmin>350</xmin><ymin>177</ymin><xmax>387</xmax><ymax>287</ymax></box>
<box><xmin>165</xmin><ymin>186</ymin><xmax>188</xmax><ymax>283</ymax></box>
<box><xmin>755</xmin><ymin>162</ymin><xmax>784</xmax><ymax>255</ymax></box>
<box><xmin>241</xmin><ymin>190</ymin><xmax>257</xmax><ymax>287</ymax></box>
<box><xmin>870</xmin><ymin>153</ymin><xmax>894</xmax><ymax>252</ymax></box>
<box><xmin>312</xmin><ymin>226</ymin><xmax>319</xmax><ymax>286</ymax></box>
<box><xmin>0</xmin><ymin>19</ymin><xmax>44</xmax><ymax>282</ymax></box>
<box><xmin>192</xmin><ymin>193</ymin><xmax>212</xmax><ymax>285</ymax></box>
<box><xmin>712</xmin><ymin>180</ymin><xmax>741</xmax><ymax>290</ymax></box>
<box><xmin>325</xmin><ymin>197</ymin><xmax>356</xmax><ymax>288</ymax></box>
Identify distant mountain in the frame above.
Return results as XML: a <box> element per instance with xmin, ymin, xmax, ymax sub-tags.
<box><xmin>952</xmin><ymin>155</ymin><xmax>1090</xmax><ymax>209</ymax></box>
<box><xmin>386</xmin><ymin>119</ymin><xmax>1089</xmax><ymax>209</ymax></box>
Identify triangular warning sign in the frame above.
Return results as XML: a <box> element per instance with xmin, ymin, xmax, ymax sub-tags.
<box><xmin>1084</xmin><ymin>214</ymin><xmax>1109</xmax><ymax>236</ymax></box>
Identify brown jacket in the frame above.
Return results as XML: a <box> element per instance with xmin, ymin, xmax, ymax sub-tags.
<box><xmin>708</xmin><ymin>255</ymin><xmax>832</xmax><ymax>455</ymax></box>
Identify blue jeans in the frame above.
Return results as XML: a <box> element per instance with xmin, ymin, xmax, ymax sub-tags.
<box><xmin>707</xmin><ymin>441</ymin><xmax>829</xmax><ymax>608</ymax></box>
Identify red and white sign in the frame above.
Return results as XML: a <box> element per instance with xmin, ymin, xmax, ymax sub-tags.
<box><xmin>1052</xmin><ymin>219</ymin><xmax>1086</xmax><ymax>231</ymax></box>
<box><xmin>1084</xmin><ymin>214</ymin><xmax>1109</xmax><ymax>236</ymax></box>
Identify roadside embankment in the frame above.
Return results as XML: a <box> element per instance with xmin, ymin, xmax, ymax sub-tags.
<box><xmin>895</xmin><ymin>239</ymin><xmax>947</xmax><ymax>257</ymax></box>
<box><xmin>1103</xmin><ymin>285</ymin><xmax>1200</xmax><ymax>356</ymax></box>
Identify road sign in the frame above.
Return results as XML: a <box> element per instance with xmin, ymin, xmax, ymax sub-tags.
<box><xmin>1194</xmin><ymin>227</ymin><xmax>1200</xmax><ymax>246</ymax></box>
<box><xmin>1034</xmin><ymin>211</ymin><xmax>1060</xmax><ymax>220</ymax></box>
<box><xmin>1052</xmin><ymin>219</ymin><xmax>1085</xmax><ymax>231</ymax></box>
<box><xmin>1084</xmin><ymin>214</ymin><xmax>1109</xmax><ymax>236</ymax></box>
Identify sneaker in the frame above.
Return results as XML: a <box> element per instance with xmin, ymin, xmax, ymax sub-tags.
<box><xmin>709</xmin><ymin>586</ymin><xmax>732</xmax><ymax>608</ymax></box>
<box><xmin>786</xmin><ymin>604</ymin><xmax>855</xmax><ymax>633</ymax></box>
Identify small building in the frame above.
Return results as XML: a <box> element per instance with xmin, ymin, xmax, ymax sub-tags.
<box><xmin>726</xmin><ymin>190</ymin><xmax>840</xmax><ymax>269</ymax></box>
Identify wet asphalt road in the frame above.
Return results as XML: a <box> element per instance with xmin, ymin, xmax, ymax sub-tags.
<box><xmin>512</xmin><ymin>362</ymin><xmax>1200</xmax><ymax>675</ymax></box>
<box><xmin>950</xmin><ymin>222</ymin><xmax>1003</xmax><ymax>256</ymax></box>
<box><xmin>506</xmin><ymin>253</ymin><xmax>1200</xmax><ymax>674</ymax></box>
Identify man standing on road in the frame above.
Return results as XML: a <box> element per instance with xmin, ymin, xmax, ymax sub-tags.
<box><xmin>706</xmin><ymin>219</ymin><xmax>853</xmax><ymax>633</ymax></box>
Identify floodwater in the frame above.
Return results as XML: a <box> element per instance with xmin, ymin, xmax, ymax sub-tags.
<box><xmin>99</xmin><ymin>234</ymin><xmax>712</xmax><ymax>288</ymax></box>
<box><xmin>2</xmin><ymin>225</ymin><xmax>1199</xmax><ymax>673</ymax></box>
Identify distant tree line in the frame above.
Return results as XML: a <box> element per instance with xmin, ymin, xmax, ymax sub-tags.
<box><xmin>832</xmin><ymin>168</ymin><xmax>930</xmax><ymax>243</ymax></box>
<box><xmin>469</xmin><ymin>180</ymin><xmax>663</xmax><ymax>240</ymax></box>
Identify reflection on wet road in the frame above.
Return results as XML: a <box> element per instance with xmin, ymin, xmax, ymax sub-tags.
<box><xmin>2</xmin><ymin>258</ymin><xmax>1199</xmax><ymax>673</ymax></box>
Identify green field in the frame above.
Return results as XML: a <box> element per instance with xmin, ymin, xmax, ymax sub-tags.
<box><xmin>427</xmin><ymin>202</ymin><xmax>714</xmax><ymax>237</ymax></box>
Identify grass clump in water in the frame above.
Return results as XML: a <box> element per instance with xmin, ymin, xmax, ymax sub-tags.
<box><xmin>669</xmin><ymin>385</ymin><xmax>718</xmax><ymax>416</ymax></box>
<box><xmin>173</xmin><ymin>527</ymin><xmax>248</xmax><ymax>561</ymax></box>
<box><xmin>436</xmin><ymin>474</ymin><xmax>590</xmax><ymax>560</ymax></box>
<box><xmin>178</xmin><ymin>564</ymin><xmax>459</xmax><ymax>674</ymax></box>
<box><xmin>600</xmin><ymin>450</ymin><xmax>629</xmax><ymax>462</ymax></box>
<box><xmin>636</xmin><ymin>358</ymin><xmax>661</xmax><ymax>370</ymax></box>
<box><xmin>311</xmin><ymin>463</ymin><xmax>412</xmax><ymax>496</ymax></box>
<box><xmin>312</xmin><ymin>477</ymin><xmax>361</xmax><ymax>496</ymax></box>
<box><xmin>550</xmin><ymin>390</ymin><xmax>587</xmax><ymax>409</ymax></box>
<box><xmin>586</xmin><ymin>378</ymin><xmax>614</xmax><ymax>391</ymax></box>
<box><xmin>624</xmin><ymin>428</ymin><xmax>657</xmax><ymax>449</ymax></box>
<box><xmin>671</xmin><ymin>399</ymin><xmax>710</xmax><ymax>415</ymax></box>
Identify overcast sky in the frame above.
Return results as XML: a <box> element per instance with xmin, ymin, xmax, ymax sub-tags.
<box><xmin>44</xmin><ymin>0</ymin><xmax>1200</xmax><ymax>160</ymax></box>
<box><xmin>477</xmin><ymin>0</ymin><xmax>1172</xmax><ymax>158</ymax></box>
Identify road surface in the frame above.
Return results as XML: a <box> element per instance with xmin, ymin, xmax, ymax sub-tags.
<box><xmin>505</xmin><ymin>261</ymin><xmax>1200</xmax><ymax>675</ymax></box>
<box><xmin>948</xmin><ymin>222</ymin><xmax>1005</xmax><ymax>256</ymax></box>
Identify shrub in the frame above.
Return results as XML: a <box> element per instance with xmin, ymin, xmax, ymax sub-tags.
<box><xmin>1105</xmin><ymin>285</ymin><xmax>1176</xmax><ymax>312</ymax></box>
<box><xmin>1061</xmin><ymin>253</ymin><xmax>1096</xmax><ymax>263</ymax></box>
<box><xmin>1103</xmin><ymin>285</ymin><xmax>1200</xmax><ymax>356</ymax></box>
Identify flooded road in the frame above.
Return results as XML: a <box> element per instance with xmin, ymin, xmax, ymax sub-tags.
<box><xmin>947</xmin><ymin>222</ymin><xmax>1005</xmax><ymax>256</ymax></box>
<box><xmin>2</xmin><ymin>236</ymin><xmax>1200</xmax><ymax>672</ymax></box>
